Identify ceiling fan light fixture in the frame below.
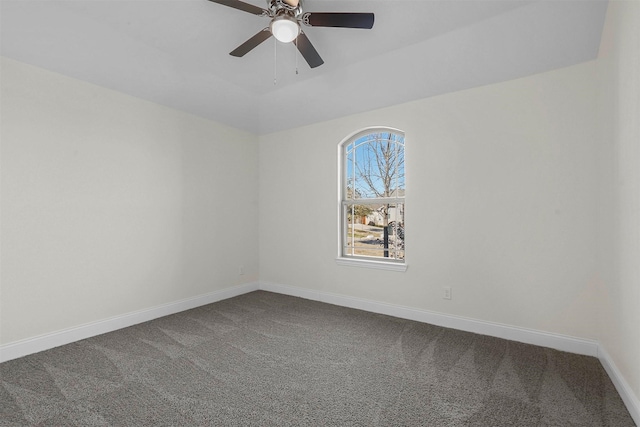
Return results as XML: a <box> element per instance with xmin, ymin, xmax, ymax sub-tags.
<box><xmin>270</xmin><ymin>15</ymin><xmax>300</xmax><ymax>43</ymax></box>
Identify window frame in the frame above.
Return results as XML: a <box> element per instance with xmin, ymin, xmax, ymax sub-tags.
<box><xmin>336</xmin><ymin>127</ymin><xmax>407</xmax><ymax>272</ymax></box>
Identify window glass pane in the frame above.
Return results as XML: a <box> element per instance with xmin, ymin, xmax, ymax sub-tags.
<box><xmin>343</xmin><ymin>203</ymin><xmax>404</xmax><ymax>260</ymax></box>
<box><xmin>346</xmin><ymin>148</ymin><xmax>356</xmax><ymax>200</ymax></box>
<box><xmin>351</xmin><ymin>133</ymin><xmax>404</xmax><ymax>199</ymax></box>
<box><xmin>386</xmin><ymin>202</ymin><xmax>405</xmax><ymax>260</ymax></box>
<box><xmin>395</xmin><ymin>141</ymin><xmax>405</xmax><ymax>193</ymax></box>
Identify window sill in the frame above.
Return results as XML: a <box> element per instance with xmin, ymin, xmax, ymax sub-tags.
<box><xmin>335</xmin><ymin>257</ymin><xmax>408</xmax><ymax>272</ymax></box>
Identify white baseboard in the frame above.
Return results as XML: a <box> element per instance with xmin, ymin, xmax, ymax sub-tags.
<box><xmin>259</xmin><ymin>281</ymin><xmax>599</xmax><ymax>357</ymax></box>
<box><xmin>599</xmin><ymin>346</ymin><xmax>640</xmax><ymax>426</ymax></box>
<box><xmin>0</xmin><ymin>282</ymin><xmax>259</xmax><ymax>363</ymax></box>
<box><xmin>2</xmin><ymin>280</ymin><xmax>637</xmax><ymax>424</ymax></box>
<box><xmin>1</xmin><ymin>281</ymin><xmax>598</xmax><ymax>361</ymax></box>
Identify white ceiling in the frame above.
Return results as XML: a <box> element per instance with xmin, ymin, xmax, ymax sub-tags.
<box><xmin>1</xmin><ymin>0</ymin><xmax>608</xmax><ymax>134</ymax></box>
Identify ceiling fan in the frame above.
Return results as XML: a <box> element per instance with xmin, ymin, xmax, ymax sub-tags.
<box><xmin>207</xmin><ymin>0</ymin><xmax>374</xmax><ymax>68</ymax></box>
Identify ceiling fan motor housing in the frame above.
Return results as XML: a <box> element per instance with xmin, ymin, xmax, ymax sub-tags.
<box><xmin>268</xmin><ymin>0</ymin><xmax>302</xmax><ymax>17</ymax></box>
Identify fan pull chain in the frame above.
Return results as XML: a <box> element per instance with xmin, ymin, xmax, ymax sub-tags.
<box><xmin>295</xmin><ymin>36</ymin><xmax>299</xmax><ymax>75</ymax></box>
<box><xmin>274</xmin><ymin>38</ymin><xmax>277</xmax><ymax>85</ymax></box>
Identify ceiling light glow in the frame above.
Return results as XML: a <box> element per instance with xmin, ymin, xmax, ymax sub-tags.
<box><xmin>271</xmin><ymin>16</ymin><xmax>300</xmax><ymax>43</ymax></box>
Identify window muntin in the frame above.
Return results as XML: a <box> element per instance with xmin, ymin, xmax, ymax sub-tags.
<box><xmin>339</xmin><ymin>128</ymin><xmax>405</xmax><ymax>264</ymax></box>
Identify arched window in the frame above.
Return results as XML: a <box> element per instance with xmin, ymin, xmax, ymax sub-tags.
<box><xmin>337</xmin><ymin>128</ymin><xmax>406</xmax><ymax>270</ymax></box>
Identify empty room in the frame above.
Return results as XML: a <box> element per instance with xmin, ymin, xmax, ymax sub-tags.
<box><xmin>1</xmin><ymin>0</ymin><xmax>638</xmax><ymax>425</ymax></box>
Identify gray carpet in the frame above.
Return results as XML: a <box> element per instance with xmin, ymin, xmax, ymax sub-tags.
<box><xmin>0</xmin><ymin>291</ymin><xmax>635</xmax><ymax>426</ymax></box>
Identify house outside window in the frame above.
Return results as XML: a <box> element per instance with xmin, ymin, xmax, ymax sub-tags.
<box><xmin>337</xmin><ymin>127</ymin><xmax>406</xmax><ymax>271</ymax></box>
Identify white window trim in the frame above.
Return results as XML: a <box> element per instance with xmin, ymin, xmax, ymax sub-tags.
<box><xmin>336</xmin><ymin>126</ymin><xmax>407</xmax><ymax>271</ymax></box>
<box><xmin>335</xmin><ymin>256</ymin><xmax>408</xmax><ymax>271</ymax></box>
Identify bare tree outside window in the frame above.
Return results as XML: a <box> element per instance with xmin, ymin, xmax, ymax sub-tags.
<box><xmin>341</xmin><ymin>129</ymin><xmax>405</xmax><ymax>261</ymax></box>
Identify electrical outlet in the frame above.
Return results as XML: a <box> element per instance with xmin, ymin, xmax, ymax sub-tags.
<box><xmin>443</xmin><ymin>287</ymin><xmax>452</xmax><ymax>300</ymax></box>
<box><xmin>239</xmin><ymin>266</ymin><xmax>244</xmax><ymax>276</ymax></box>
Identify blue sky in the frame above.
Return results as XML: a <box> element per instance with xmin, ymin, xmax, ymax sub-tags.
<box><xmin>346</xmin><ymin>132</ymin><xmax>405</xmax><ymax>199</ymax></box>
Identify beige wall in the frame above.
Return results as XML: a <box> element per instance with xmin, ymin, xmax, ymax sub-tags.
<box><xmin>259</xmin><ymin>60</ymin><xmax>600</xmax><ymax>340</ymax></box>
<box><xmin>0</xmin><ymin>57</ymin><xmax>259</xmax><ymax>344</ymax></box>
<box><xmin>597</xmin><ymin>0</ymin><xmax>640</xmax><ymax>404</ymax></box>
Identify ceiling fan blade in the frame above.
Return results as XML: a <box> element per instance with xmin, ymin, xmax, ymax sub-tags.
<box><xmin>230</xmin><ymin>28</ymin><xmax>272</xmax><ymax>57</ymax></box>
<box><xmin>303</xmin><ymin>12</ymin><xmax>374</xmax><ymax>29</ymax></box>
<box><xmin>206</xmin><ymin>0</ymin><xmax>268</xmax><ymax>16</ymax></box>
<box><xmin>296</xmin><ymin>31</ymin><xmax>324</xmax><ymax>68</ymax></box>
